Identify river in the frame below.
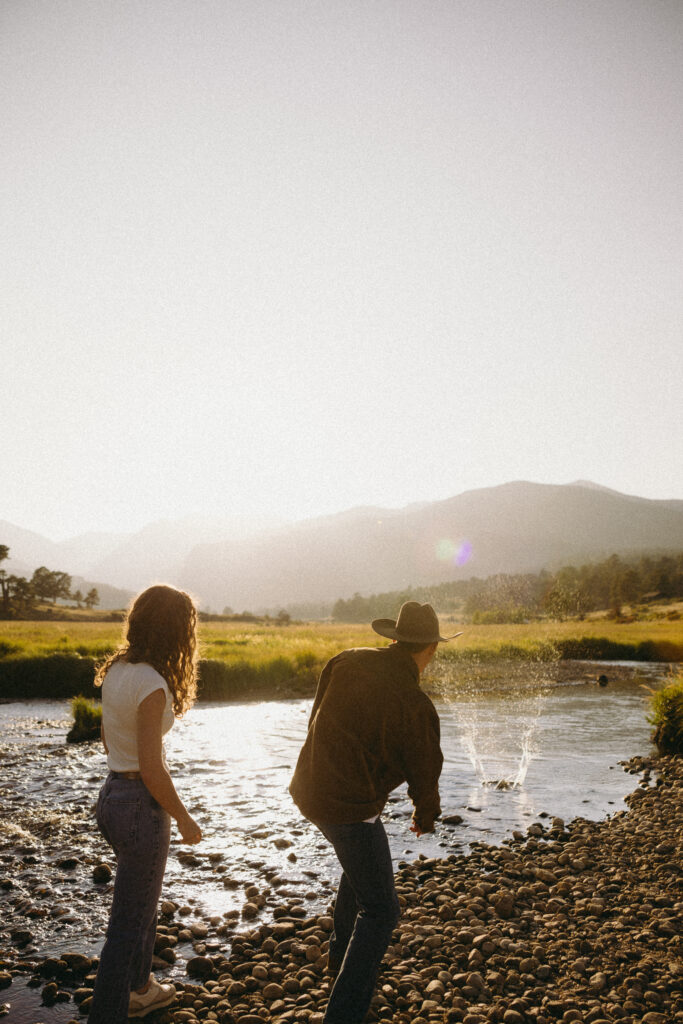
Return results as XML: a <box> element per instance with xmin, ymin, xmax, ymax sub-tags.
<box><xmin>0</xmin><ymin>659</ymin><xmax>670</xmax><ymax>1022</ymax></box>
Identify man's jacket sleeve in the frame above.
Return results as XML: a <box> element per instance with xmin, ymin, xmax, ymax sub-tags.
<box><xmin>401</xmin><ymin>698</ymin><xmax>443</xmax><ymax>833</ymax></box>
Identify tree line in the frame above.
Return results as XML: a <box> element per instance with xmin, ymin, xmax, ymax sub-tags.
<box><xmin>0</xmin><ymin>546</ymin><xmax>99</xmax><ymax>618</ymax></box>
<box><xmin>331</xmin><ymin>552</ymin><xmax>683</xmax><ymax>623</ymax></box>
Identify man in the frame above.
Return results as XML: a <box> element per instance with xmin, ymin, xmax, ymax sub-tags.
<box><xmin>289</xmin><ymin>601</ymin><xmax>462</xmax><ymax>1024</ymax></box>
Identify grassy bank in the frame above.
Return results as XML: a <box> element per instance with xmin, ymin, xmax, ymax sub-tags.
<box><xmin>0</xmin><ymin>618</ymin><xmax>680</xmax><ymax>702</ymax></box>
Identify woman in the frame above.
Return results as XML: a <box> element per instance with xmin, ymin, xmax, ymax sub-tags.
<box><xmin>88</xmin><ymin>584</ymin><xmax>202</xmax><ymax>1023</ymax></box>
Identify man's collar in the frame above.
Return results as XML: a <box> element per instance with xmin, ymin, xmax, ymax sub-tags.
<box><xmin>383</xmin><ymin>642</ymin><xmax>420</xmax><ymax>682</ymax></box>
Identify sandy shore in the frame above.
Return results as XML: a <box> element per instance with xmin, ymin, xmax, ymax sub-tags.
<box><xmin>0</xmin><ymin>752</ymin><xmax>680</xmax><ymax>1024</ymax></box>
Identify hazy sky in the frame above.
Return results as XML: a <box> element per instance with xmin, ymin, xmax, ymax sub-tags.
<box><xmin>2</xmin><ymin>0</ymin><xmax>682</xmax><ymax>541</ymax></box>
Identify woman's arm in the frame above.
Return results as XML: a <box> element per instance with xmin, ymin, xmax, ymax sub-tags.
<box><xmin>137</xmin><ymin>689</ymin><xmax>201</xmax><ymax>844</ymax></box>
<box><xmin>101</xmin><ymin>724</ymin><xmax>109</xmax><ymax>754</ymax></box>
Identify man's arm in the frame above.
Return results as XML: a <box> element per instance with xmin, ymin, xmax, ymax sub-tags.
<box><xmin>402</xmin><ymin>698</ymin><xmax>444</xmax><ymax>834</ymax></box>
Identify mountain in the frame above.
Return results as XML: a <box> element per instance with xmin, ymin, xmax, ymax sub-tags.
<box><xmin>0</xmin><ymin>525</ymin><xmax>133</xmax><ymax>610</ymax></box>
<box><xmin>180</xmin><ymin>481</ymin><xmax>683</xmax><ymax>610</ymax></box>
<box><xmin>85</xmin><ymin>514</ymin><xmax>285</xmax><ymax>591</ymax></box>
<box><xmin>0</xmin><ymin>513</ymin><xmax>285</xmax><ymax>605</ymax></box>
<box><xmin>3</xmin><ymin>482</ymin><xmax>683</xmax><ymax>612</ymax></box>
<box><xmin>0</xmin><ymin>521</ymin><xmax>66</xmax><ymax>573</ymax></box>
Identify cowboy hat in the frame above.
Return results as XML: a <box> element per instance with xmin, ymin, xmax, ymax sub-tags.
<box><xmin>372</xmin><ymin>601</ymin><xmax>463</xmax><ymax>644</ymax></box>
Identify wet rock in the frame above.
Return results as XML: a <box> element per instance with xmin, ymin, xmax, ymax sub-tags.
<box><xmin>56</xmin><ymin>856</ymin><xmax>79</xmax><ymax>870</ymax></box>
<box><xmin>0</xmin><ymin>974</ymin><xmax>10</xmax><ymax>991</ymax></box>
<box><xmin>78</xmin><ymin>995</ymin><xmax>93</xmax><ymax>1015</ymax></box>
<box><xmin>187</xmin><ymin>956</ymin><xmax>214</xmax><ymax>979</ymax></box>
<box><xmin>92</xmin><ymin>863</ymin><xmax>112</xmax><ymax>884</ymax></box>
<box><xmin>42</xmin><ymin>980</ymin><xmax>59</xmax><ymax>1005</ymax></box>
<box><xmin>62</xmin><ymin>953</ymin><xmax>92</xmax><ymax>975</ymax></box>
<box><xmin>273</xmin><ymin>837</ymin><xmax>293</xmax><ymax>849</ymax></box>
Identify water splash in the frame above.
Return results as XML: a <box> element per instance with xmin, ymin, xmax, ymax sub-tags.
<box><xmin>432</xmin><ymin>660</ymin><xmax>551</xmax><ymax>790</ymax></box>
<box><xmin>510</xmin><ymin>721</ymin><xmax>537</xmax><ymax>787</ymax></box>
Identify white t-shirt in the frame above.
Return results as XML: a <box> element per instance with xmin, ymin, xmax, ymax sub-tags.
<box><xmin>102</xmin><ymin>660</ymin><xmax>175</xmax><ymax>771</ymax></box>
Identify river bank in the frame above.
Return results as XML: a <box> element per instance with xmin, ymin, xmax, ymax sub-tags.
<box><xmin>1</xmin><ymin>617</ymin><xmax>681</xmax><ymax>704</ymax></box>
<box><xmin>1</xmin><ymin>749</ymin><xmax>680</xmax><ymax>1024</ymax></box>
<box><xmin>0</xmin><ymin>651</ymin><xmax>678</xmax><ymax>707</ymax></box>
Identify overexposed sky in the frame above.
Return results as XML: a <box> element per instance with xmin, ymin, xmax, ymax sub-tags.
<box><xmin>2</xmin><ymin>0</ymin><xmax>682</xmax><ymax>540</ymax></box>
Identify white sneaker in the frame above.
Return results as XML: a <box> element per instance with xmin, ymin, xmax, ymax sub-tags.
<box><xmin>128</xmin><ymin>975</ymin><xmax>176</xmax><ymax>1018</ymax></box>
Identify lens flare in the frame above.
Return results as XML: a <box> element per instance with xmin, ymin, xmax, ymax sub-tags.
<box><xmin>455</xmin><ymin>539</ymin><xmax>473</xmax><ymax>566</ymax></box>
<box><xmin>435</xmin><ymin>538</ymin><xmax>473</xmax><ymax>567</ymax></box>
<box><xmin>435</xmin><ymin>538</ymin><xmax>457</xmax><ymax>561</ymax></box>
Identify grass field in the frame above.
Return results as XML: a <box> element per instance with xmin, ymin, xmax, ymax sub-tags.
<box><xmin>1</xmin><ymin>615</ymin><xmax>681</xmax><ymax>666</ymax></box>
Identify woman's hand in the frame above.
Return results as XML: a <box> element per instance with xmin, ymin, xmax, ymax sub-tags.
<box><xmin>177</xmin><ymin>812</ymin><xmax>202</xmax><ymax>845</ymax></box>
<box><xmin>138</xmin><ymin>690</ymin><xmax>202</xmax><ymax>841</ymax></box>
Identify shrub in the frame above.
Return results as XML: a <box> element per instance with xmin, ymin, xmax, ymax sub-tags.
<box><xmin>67</xmin><ymin>695</ymin><xmax>102</xmax><ymax>744</ymax></box>
<box><xmin>0</xmin><ymin>654</ymin><xmax>97</xmax><ymax>699</ymax></box>
<box><xmin>197</xmin><ymin>656</ymin><xmax>319</xmax><ymax>701</ymax></box>
<box><xmin>554</xmin><ymin>636</ymin><xmax>683</xmax><ymax>662</ymax></box>
<box><xmin>647</xmin><ymin>672</ymin><xmax>683</xmax><ymax>756</ymax></box>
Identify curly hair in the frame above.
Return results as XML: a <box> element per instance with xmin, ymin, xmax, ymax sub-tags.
<box><xmin>95</xmin><ymin>584</ymin><xmax>198</xmax><ymax>717</ymax></box>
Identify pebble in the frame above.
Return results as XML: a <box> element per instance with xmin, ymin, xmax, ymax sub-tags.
<box><xmin>92</xmin><ymin>863</ymin><xmax>112</xmax><ymax>884</ymax></box>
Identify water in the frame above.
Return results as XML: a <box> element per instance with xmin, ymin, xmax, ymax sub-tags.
<box><xmin>0</xmin><ymin>660</ymin><xmax>670</xmax><ymax>1022</ymax></box>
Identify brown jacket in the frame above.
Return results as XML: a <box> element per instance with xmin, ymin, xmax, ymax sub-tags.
<box><xmin>289</xmin><ymin>644</ymin><xmax>443</xmax><ymax>832</ymax></box>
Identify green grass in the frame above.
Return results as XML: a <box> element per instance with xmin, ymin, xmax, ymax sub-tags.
<box><xmin>3</xmin><ymin>616</ymin><xmax>680</xmax><ymax>660</ymax></box>
<box><xmin>66</xmin><ymin>695</ymin><xmax>102</xmax><ymax>744</ymax></box>
<box><xmin>0</xmin><ymin>617</ymin><xmax>680</xmax><ymax>702</ymax></box>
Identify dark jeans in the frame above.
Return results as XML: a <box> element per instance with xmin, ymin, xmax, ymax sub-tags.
<box><xmin>88</xmin><ymin>774</ymin><xmax>171</xmax><ymax>1024</ymax></box>
<box><xmin>316</xmin><ymin>819</ymin><xmax>400</xmax><ymax>1024</ymax></box>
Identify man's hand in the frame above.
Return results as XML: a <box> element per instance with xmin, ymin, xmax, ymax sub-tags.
<box><xmin>411</xmin><ymin>821</ymin><xmax>435</xmax><ymax>837</ymax></box>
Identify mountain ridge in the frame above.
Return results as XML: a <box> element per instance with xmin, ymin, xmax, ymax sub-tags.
<box><xmin>3</xmin><ymin>481</ymin><xmax>682</xmax><ymax>611</ymax></box>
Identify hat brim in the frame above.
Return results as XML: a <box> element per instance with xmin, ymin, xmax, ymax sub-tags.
<box><xmin>372</xmin><ymin>618</ymin><xmax>463</xmax><ymax>644</ymax></box>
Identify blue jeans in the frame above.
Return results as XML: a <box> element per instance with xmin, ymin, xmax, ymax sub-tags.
<box><xmin>316</xmin><ymin>819</ymin><xmax>400</xmax><ymax>1024</ymax></box>
<box><xmin>88</xmin><ymin>774</ymin><xmax>171</xmax><ymax>1024</ymax></box>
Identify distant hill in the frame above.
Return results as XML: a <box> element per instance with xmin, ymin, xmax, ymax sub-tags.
<box><xmin>180</xmin><ymin>481</ymin><xmax>683</xmax><ymax>610</ymax></box>
<box><xmin>3</xmin><ymin>482</ymin><xmax>683</xmax><ymax>611</ymax></box>
<box><xmin>0</xmin><ymin>513</ymin><xmax>285</xmax><ymax>598</ymax></box>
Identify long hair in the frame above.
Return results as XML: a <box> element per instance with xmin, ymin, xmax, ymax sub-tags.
<box><xmin>95</xmin><ymin>584</ymin><xmax>198</xmax><ymax>716</ymax></box>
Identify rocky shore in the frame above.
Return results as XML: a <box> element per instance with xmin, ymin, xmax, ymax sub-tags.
<box><xmin>1</xmin><ymin>753</ymin><xmax>680</xmax><ymax>1024</ymax></box>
